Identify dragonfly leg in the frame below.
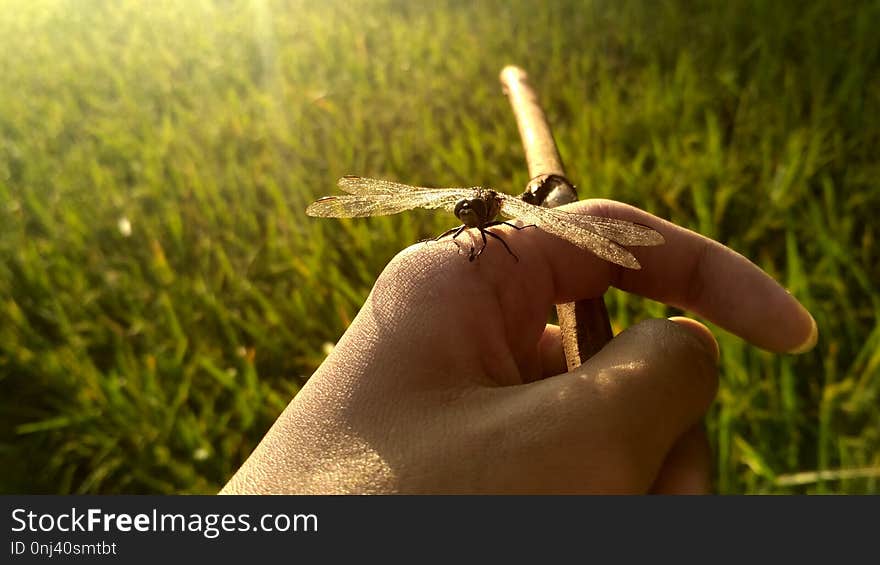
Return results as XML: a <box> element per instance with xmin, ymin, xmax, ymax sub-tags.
<box><xmin>484</xmin><ymin>220</ymin><xmax>537</xmax><ymax>231</ymax></box>
<box><xmin>422</xmin><ymin>224</ymin><xmax>466</xmax><ymax>244</ymax></box>
<box><xmin>484</xmin><ymin>229</ymin><xmax>519</xmax><ymax>262</ymax></box>
<box><xmin>469</xmin><ymin>229</ymin><xmax>490</xmax><ymax>262</ymax></box>
<box><xmin>449</xmin><ymin>225</ymin><xmax>468</xmax><ymax>240</ymax></box>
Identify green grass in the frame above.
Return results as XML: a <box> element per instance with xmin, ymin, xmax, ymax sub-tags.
<box><xmin>1</xmin><ymin>0</ymin><xmax>878</xmax><ymax>493</ymax></box>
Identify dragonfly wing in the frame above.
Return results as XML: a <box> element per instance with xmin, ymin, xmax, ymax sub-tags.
<box><xmin>306</xmin><ymin>189</ymin><xmax>468</xmax><ymax>218</ymax></box>
<box><xmin>547</xmin><ymin>212</ymin><xmax>665</xmax><ymax>246</ymax></box>
<box><xmin>499</xmin><ymin>197</ymin><xmax>654</xmax><ymax>269</ymax></box>
<box><xmin>500</xmin><ymin>198</ymin><xmax>664</xmax><ymax>246</ymax></box>
<box><xmin>337</xmin><ymin>176</ymin><xmax>426</xmax><ymax>195</ymax></box>
<box><xmin>337</xmin><ymin>176</ymin><xmax>483</xmax><ymax>196</ymax></box>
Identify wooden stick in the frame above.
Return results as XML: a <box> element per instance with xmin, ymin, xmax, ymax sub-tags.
<box><xmin>499</xmin><ymin>65</ymin><xmax>613</xmax><ymax>369</ymax></box>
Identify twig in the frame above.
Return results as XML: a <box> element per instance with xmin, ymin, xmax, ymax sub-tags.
<box><xmin>499</xmin><ymin>65</ymin><xmax>613</xmax><ymax>369</ymax></box>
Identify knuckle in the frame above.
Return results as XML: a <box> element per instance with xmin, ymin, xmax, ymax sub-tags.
<box><xmin>625</xmin><ymin>318</ymin><xmax>719</xmax><ymax>401</ymax></box>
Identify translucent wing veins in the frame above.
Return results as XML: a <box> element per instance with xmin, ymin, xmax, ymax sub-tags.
<box><xmin>306</xmin><ymin>179</ymin><xmax>473</xmax><ymax>218</ymax></box>
<box><xmin>307</xmin><ymin>177</ymin><xmax>665</xmax><ymax>270</ymax></box>
<box><xmin>498</xmin><ymin>196</ymin><xmax>664</xmax><ymax>269</ymax></box>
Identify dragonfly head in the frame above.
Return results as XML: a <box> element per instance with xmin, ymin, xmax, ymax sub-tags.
<box><xmin>454</xmin><ymin>190</ymin><xmax>501</xmax><ymax>227</ymax></box>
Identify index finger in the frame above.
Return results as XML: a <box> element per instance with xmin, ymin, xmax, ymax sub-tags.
<box><xmin>534</xmin><ymin>199</ymin><xmax>817</xmax><ymax>354</ymax></box>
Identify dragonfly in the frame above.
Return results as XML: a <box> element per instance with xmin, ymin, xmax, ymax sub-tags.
<box><xmin>306</xmin><ymin>176</ymin><xmax>665</xmax><ymax>269</ymax></box>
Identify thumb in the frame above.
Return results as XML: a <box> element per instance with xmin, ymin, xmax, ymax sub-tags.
<box><xmin>490</xmin><ymin>317</ymin><xmax>719</xmax><ymax>492</ymax></box>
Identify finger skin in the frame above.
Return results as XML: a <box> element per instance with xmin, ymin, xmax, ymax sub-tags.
<box><xmin>668</xmin><ymin>316</ymin><xmax>720</xmax><ymax>363</ymax></box>
<box><xmin>538</xmin><ymin>324</ymin><xmax>566</xmax><ymax>379</ymax></box>
<box><xmin>495</xmin><ymin>198</ymin><xmax>816</xmax><ymax>354</ymax></box>
<box><xmin>538</xmin><ymin>317</ymin><xmax>719</xmax><ymax>381</ymax></box>
<box><xmin>223</xmin><ymin>318</ymin><xmax>720</xmax><ymax>494</ymax></box>
<box><xmin>536</xmin><ymin>319</ymin><xmax>717</xmax><ymax>493</ymax></box>
<box><xmin>473</xmin><ymin>318</ymin><xmax>719</xmax><ymax>493</ymax></box>
<box><xmin>224</xmin><ymin>199</ymin><xmax>800</xmax><ymax>494</ymax></box>
<box><xmin>650</xmin><ymin>424</ymin><xmax>714</xmax><ymax>494</ymax></box>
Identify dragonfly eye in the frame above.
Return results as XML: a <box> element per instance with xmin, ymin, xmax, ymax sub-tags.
<box><xmin>454</xmin><ymin>198</ymin><xmax>487</xmax><ymax>227</ymax></box>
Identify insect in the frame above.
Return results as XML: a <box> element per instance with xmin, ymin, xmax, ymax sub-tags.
<box><xmin>306</xmin><ymin>176</ymin><xmax>665</xmax><ymax>269</ymax></box>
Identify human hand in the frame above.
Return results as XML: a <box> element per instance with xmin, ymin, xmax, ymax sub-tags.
<box><xmin>221</xmin><ymin>199</ymin><xmax>817</xmax><ymax>494</ymax></box>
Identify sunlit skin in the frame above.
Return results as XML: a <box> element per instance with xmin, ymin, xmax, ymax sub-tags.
<box><xmin>222</xmin><ymin>199</ymin><xmax>817</xmax><ymax>494</ymax></box>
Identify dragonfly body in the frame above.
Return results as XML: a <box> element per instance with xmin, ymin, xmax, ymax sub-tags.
<box><xmin>453</xmin><ymin>189</ymin><xmax>502</xmax><ymax>228</ymax></box>
<box><xmin>440</xmin><ymin>189</ymin><xmax>532</xmax><ymax>261</ymax></box>
<box><xmin>306</xmin><ymin>176</ymin><xmax>665</xmax><ymax>269</ymax></box>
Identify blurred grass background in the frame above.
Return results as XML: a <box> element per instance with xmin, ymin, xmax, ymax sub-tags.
<box><xmin>1</xmin><ymin>0</ymin><xmax>878</xmax><ymax>493</ymax></box>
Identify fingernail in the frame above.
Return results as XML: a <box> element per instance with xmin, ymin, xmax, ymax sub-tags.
<box><xmin>668</xmin><ymin>317</ymin><xmax>720</xmax><ymax>363</ymax></box>
<box><xmin>788</xmin><ymin>308</ymin><xmax>818</xmax><ymax>354</ymax></box>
